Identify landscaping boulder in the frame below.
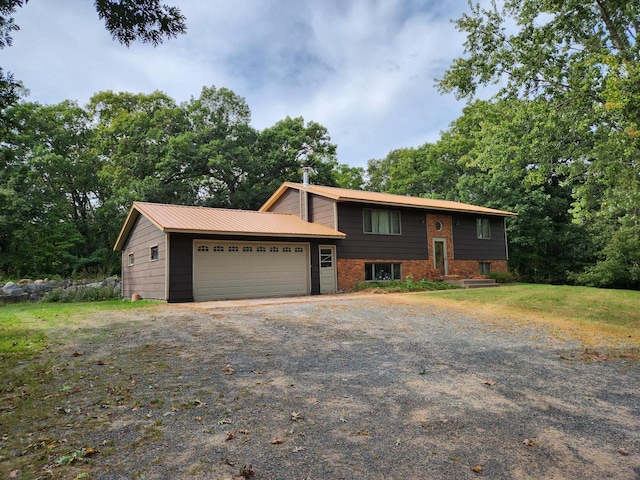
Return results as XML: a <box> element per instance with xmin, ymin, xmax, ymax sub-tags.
<box><xmin>2</xmin><ymin>282</ymin><xmax>25</xmax><ymax>296</ymax></box>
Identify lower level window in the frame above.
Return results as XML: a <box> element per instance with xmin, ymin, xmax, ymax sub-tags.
<box><xmin>365</xmin><ymin>262</ymin><xmax>401</xmax><ymax>281</ymax></box>
<box><xmin>479</xmin><ymin>262</ymin><xmax>491</xmax><ymax>275</ymax></box>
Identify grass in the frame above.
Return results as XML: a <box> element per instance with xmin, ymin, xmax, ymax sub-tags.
<box><xmin>0</xmin><ymin>299</ymin><xmax>158</xmax><ymax>478</ymax></box>
<box><xmin>417</xmin><ymin>284</ymin><xmax>640</xmax><ymax>351</ymax></box>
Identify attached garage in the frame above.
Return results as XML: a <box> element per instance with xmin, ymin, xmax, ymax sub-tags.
<box><xmin>114</xmin><ymin>202</ymin><xmax>345</xmax><ymax>302</ymax></box>
<box><xmin>193</xmin><ymin>240</ymin><xmax>310</xmax><ymax>301</ymax></box>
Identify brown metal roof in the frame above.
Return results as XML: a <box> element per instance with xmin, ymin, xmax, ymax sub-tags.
<box><xmin>114</xmin><ymin>202</ymin><xmax>345</xmax><ymax>251</ymax></box>
<box><xmin>261</xmin><ymin>182</ymin><xmax>518</xmax><ymax>217</ymax></box>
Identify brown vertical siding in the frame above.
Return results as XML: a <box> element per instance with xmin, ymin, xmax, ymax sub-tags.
<box><xmin>452</xmin><ymin>214</ymin><xmax>507</xmax><ymax>260</ymax></box>
<box><xmin>336</xmin><ymin>202</ymin><xmax>428</xmax><ymax>260</ymax></box>
<box><xmin>309</xmin><ymin>194</ymin><xmax>336</xmax><ymax>228</ymax></box>
<box><xmin>269</xmin><ymin>189</ymin><xmax>301</xmax><ymax>217</ymax></box>
<box><xmin>122</xmin><ymin>215</ymin><xmax>167</xmax><ymax>300</ymax></box>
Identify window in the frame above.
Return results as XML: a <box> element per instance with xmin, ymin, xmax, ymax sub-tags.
<box><xmin>365</xmin><ymin>263</ymin><xmax>401</xmax><ymax>281</ymax></box>
<box><xmin>435</xmin><ymin>220</ymin><xmax>443</xmax><ymax>231</ymax></box>
<box><xmin>197</xmin><ymin>245</ymin><xmax>209</xmax><ymax>252</ymax></box>
<box><xmin>283</xmin><ymin>247</ymin><xmax>292</xmax><ymax>253</ymax></box>
<box><xmin>243</xmin><ymin>246</ymin><xmax>252</xmax><ymax>252</ymax></box>
<box><xmin>295</xmin><ymin>247</ymin><xmax>304</xmax><ymax>253</ymax></box>
<box><xmin>257</xmin><ymin>246</ymin><xmax>266</xmax><ymax>252</ymax></box>
<box><xmin>363</xmin><ymin>209</ymin><xmax>401</xmax><ymax>234</ymax></box>
<box><xmin>270</xmin><ymin>246</ymin><xmax>279</xmax><ymax>253</ymax></box>
<box><xmin>128</xmin><ymin>253</ymin><xmax>134</xmax><ymax>266</ymax></box>
<box><xmin>320</xmin><ymin>248</ymin><xmax>333</xmax><ymax>268</ymax></box>
<box><xmin>477</xmin><ymin>218</ymin><xmax>491</xmax><ymax>239</ymax></box>
<box><xmin>213</xmin><ymin>245</ymin><xmax>224</xmax><ymax>252</ymax></box>
<box><xmin>228</xmin><ymin>246</ymin><xmax>239</xmax><ymax>252</ymax></box>
<box><xmin>479</xmin><ymin>262</ymin><xmax>491</xmax><ymax>275</ymax></box>
<box><xmin>149</xmin><ymin>245</ymin><xmax>159</xmax><ymax>261</ymax></box>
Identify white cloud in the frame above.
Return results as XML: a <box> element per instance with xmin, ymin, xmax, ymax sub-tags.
<box><xmin>3</xmin><ymin>0</ymin><xmax>473</xmax><ymax>167</ymax></box>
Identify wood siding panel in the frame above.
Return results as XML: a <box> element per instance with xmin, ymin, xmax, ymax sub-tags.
<box><xmin>269</xmin><ymin>189</ymin><xmax>301</xmax><ymax>216</ymax></box>
<box><xmin>309</xmin><ymin>194</ymin><xmax>336</xmax><ymax>229</ymax></box>
<box><xmin>122</xmin><ymin>215</ymin><xmax>166</xmax><ymax>300</ymax></box>
<box><xmin>336</xmin><ymin>203</ymin><xmax>427</xmax><ymax>260</ymax></box>
<box><xmin>452</xmin><ymin>214</ymin><xmax>507</xmax><ymax>260</ymax></box>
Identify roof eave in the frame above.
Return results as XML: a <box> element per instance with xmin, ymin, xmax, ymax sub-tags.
<box><xmin>113</xmin><ymin>205</ymin><xmax>140</xmax><ymax>252</ymax></box>
<box><xmin>163</xmin><ymin>228</ymin><xmax>345</xmax><ymax>239</ymax></box>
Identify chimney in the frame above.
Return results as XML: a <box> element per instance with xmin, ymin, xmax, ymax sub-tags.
<box><xmin>302</xmin><ymin>166</ymin><xmax>311</xmax><ymax>187</ymax></box>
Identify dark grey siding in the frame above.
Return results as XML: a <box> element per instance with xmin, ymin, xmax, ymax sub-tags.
<box><xmin>309</xmin><ymin>194</ymin><xmax>336</xmax><ymax>229</ymax></box>
<box><xmin>336</xmin><ymin>202</ymin><xmax>427</xmax><ymax>259</ymax></box>
<box><xmin>269</xmin><ymin>189</ymin><xmax>301</xmax><ymax>216</ymax></box>
<box><xmin>168</xmin><ymin>234</ymin><xmax>194</xmax><ymax>302</ymax></box>
<box><xmin>452</xmin><ymin>214</ymin><xmax>507</xmax><ymax>260</ymax></box>
<box><xmin>122</xmin><ymin>215</ymin><xmax>166</xmax><ymax>300</ymax></box>
<box><xmin>167</xmin><ymin>233</ymin><xmax>332</xmax><ymax>302</ymax></box>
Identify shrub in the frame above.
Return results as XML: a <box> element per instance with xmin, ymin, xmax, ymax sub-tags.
<box><xmin>41</xmin><ymin>284</ymin><xmax>120</xmax><ymax>303</ymax></box>
<box><xmin>488</xmin><ymin>271</ymin><xmax>519</xmax><ymax>284</ymax></box>
<box><xmin>352</xmin><ymin>278</ymin><xmax>459</xmax><ymax>293</ymax></box>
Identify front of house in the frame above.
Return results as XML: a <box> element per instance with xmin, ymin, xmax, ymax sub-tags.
<box><xmin>114</xmin><ymin>183</ymin><xmax>516</xmax><ymax>302</ymax></box>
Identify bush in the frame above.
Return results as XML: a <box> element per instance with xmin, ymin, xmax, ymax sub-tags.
<box><xmin>488</xmin><ymin>271</ymin><xmax>519</xmax><ymax>284</ymax></box>
<box><xmin>352</xmin><ymin>278</ymin><xmax>459</xmax><ymax>293</ymax></box>
<box><xmin>41</xmin><ymin>284</ymin><xmax>120</xmax><ymax>303</ymax></box>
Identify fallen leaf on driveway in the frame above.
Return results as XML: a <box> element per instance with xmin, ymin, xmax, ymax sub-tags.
<box><xmin>226</xmin><ymin>431</ymin><xmax>236</xmax><ymax>441</ymax></box>
<box><xmin>293</xmin><ymin>446</ymin><xmax>306</xmax><ymax>452</ymax></box>
<box><xmin>291</xmin><ymin>411</ymin><xmax>303</xmax><ymax>421</ymax></box>
<box><xmin>483</xmin><ymin>380</ymin><xmax>495</xmax><ymax>386</ymax></box>
<box><xmin>224</xmin><ymin>364</ymin><xmax>235</xmax><ymax>375</ymax></box>
<box><xmin>471</xmin><ymin>464</ymin><xmax>483</xmax><ymax>473</ymax></box>
<box><xmin>239</xmin><ymin>464</ymin><xmax>254</xmax><ymax>478</ymax></box>
<box><xmin>270</xmin><ymin>438</ymin><xmax>285</xmax><ymax>444</ymax></box>
<box><xmin>523</xmin><ymin>438</ymin><xmax>535</xmax><ymax>446</ymax></box>
<box><xmin>618</xmin><ymin>448</ymin><xmax>629</xmax><ymax>456</ymax></box>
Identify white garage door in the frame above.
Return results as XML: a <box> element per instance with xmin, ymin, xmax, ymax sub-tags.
<box><xmin>193</xmin><ymin>240</ymin><xmax>310</xmax><ymax>301</ymax></box>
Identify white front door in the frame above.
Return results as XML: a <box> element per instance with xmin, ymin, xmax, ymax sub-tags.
<box><xmin>319</xmin><ymin>245</ymin><xmax>337</xmax><ymax>294</ymax></box>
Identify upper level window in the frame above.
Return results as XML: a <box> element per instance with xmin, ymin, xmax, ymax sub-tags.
<box><xmin>477</xmin><ymin>218</ymin><xmax>491</xmax><ymax>239</ymax></box>
<box><xmin>128</xmin><ymin>253</ymin><xmax>134</xmax><ymax>266</ymax></box>
<box><xmin>149</xmin><ymin>245</ymin><xmax>159</xmax><ymax>261</ymax></box>
<box><xmin>363</xmin><ymin>209</ymin><xmax>401</xmax><ymax>235</ymax></box>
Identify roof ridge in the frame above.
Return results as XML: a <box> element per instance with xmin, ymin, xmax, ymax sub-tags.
<box><xmin>134</xmin><ymin>201</ymin><xmax>297</xmax><ymax>216</ymax></box>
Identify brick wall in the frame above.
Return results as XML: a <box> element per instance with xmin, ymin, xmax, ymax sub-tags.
<box><xmin>337</xmin><ymin>258</ymin><xmax>438</xmax><ymax>291</ymax></box>
<box><xmin>337</xmin><ymin>258</ymin><xmax>509</xmax><ymax>290</ymax></box>
<box><xmin>447</xmin><ymin>259</ymin><xmax>509</xmax><ymax>279</ymax></box>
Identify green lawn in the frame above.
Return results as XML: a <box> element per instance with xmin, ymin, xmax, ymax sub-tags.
<box><xmin>421</xmin><ymin>284</ymin><xmax>640</xmax><ymax>348</ymax></box>
<box><xmin>0</xmin><ymin>299</ymin><xmax>157</xmax><ymax>358</ymax></box>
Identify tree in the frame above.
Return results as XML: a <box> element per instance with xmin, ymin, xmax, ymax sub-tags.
<box><xmin>95</xmin><ymin>0</ymin><xmax>186</xmax><ymax>47</ymax></box>
<box><xmin>438</xmin><ymin>0</ymin><xmax>640</xmax><ymax>288</ymax></box>
<box><xmin>366</xmin><ymin>144</ymin><xmax>460</xmax><ymax>199</ymax></box>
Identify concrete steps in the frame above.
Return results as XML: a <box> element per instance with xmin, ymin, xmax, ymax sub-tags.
<box><xmin>445</xmin><ymin>278</ymin><xmax>500</xmax><ymax>289</ymax></box>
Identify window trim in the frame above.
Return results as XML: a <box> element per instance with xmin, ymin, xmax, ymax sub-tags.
<box><xmin>127</xmin><ymin>252</ymin><xmax>135</xmax><ymax>266</ymax></box>
<box><xmin>364</xmin><ymin>262</ymin><xmax>402</xmax><ymax>281</ymax></box>
<box><xmin>476</xmin><ymin>218</ymin><xmax>491</xmax><ymax>239</ymax></box>
<box><xmin>149</xmin><ymin>245</ymin><xmax>159</xmax><ymax>262</ymax></box>
<box><xmin>479</xmin><ymin>262</ymin><xmax>491</xmax><ymax>275</ymax></box>
<box><xmin>363</xmin><ymin>208</ymin><xmax>401</xmax><ymax>235</ymax></box>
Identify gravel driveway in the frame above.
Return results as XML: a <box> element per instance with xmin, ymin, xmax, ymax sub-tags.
<box><xmin>55</xmin><ymin>294</ymin><xmax>640</xmax><ymax>479</ymax></box>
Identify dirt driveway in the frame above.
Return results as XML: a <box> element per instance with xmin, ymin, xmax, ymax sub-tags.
<box><xmin>34</xmin><ymin>294</ymin><xmax>640</xmax><ymax>478</ymax></box>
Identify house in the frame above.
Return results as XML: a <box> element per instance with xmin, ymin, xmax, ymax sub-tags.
<box><xmin>114</xmin><ymin>183</ymin><xmax>516</xmax><ymax>302</ymax></box>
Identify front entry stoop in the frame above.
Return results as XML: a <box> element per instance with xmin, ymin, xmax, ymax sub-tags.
<box><xmin>445</xmin><ymin>278</ymin><xmax>500</xmax><ymax>289</ymax></box>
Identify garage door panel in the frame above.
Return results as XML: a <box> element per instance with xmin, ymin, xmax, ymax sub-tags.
<box><xmin>193</xmin><ymin>241</ymin><xmax>310</xmax><ymax>301</ymax></box>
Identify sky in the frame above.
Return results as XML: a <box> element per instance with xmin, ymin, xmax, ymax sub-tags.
<box><xmin>3</xmin><ymin>0</ymin><xmax>475</xmax><ymax>168</ymax></box>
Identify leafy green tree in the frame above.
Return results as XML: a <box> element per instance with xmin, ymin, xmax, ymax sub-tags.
<box><xmin>248</xmin><ymin>116</ymin><xmax>338</xmax><ymax>208</ymax></box>
<box><xmin>439</xmin><ymin>0</ymin><xmax>639</xmax><ymax>288</ymax></box>
<box><xmin>366</xmin><ymin>144</ymin><xmax>460</xmax><ymax>199</ymax></box>
<box><xmin>334</xmin><ymin>163</ymin><xmax>365</xmax><ymax>190</ymax></box>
